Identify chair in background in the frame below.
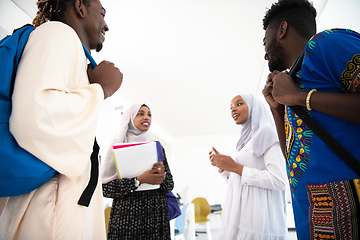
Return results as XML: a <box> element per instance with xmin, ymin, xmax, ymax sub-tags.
<box><xmin>104</xmin><ymin>206</ymin><xmax>111</xmax><ymax>237</ymax></box>
<box><xmin>191</xmin><ymin>197</ymin><xmax>213</xmax><ymax>240</ymax></box>
<box><xmin>174</xmin><ymin>202</ymin><xmax>190</xmax><ymax>240</ymax></box>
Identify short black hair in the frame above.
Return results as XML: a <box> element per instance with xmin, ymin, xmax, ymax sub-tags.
<box><xmin>263</xmin><ymin>0</ymin><xmax>317</xmax><ymax>39</ymax></box>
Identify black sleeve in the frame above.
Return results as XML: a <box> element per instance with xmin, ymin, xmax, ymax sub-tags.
<box><xmin>159</xmin><ymin>147</ymin><xmax>174</xmax><ymax>193</ymax></box>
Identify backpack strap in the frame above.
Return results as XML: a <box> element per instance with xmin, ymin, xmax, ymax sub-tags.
<box><xmin>81</xmin><ymin>43</ymin><xmax>97</xmax><ymax>68</ymax></box>
<box><xmin>78</xmin><ymin>139</ymin><xmax>99</xmax><ymax>207</ymax></box>
<box><xmin>288</xmin><ymin>51</ymin><xmax>360</xmax><ymax>177</ymax></box>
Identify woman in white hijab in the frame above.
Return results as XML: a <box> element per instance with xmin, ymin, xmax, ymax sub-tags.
<box><xmin>101</xmin><ymin>103</ymin><xmax>174</xmax><ymax>240</ymax></box>
<box><xmin>209</xmin><ymin>94</ymin><xmax>288</xmax><ymax>240</ymax></box>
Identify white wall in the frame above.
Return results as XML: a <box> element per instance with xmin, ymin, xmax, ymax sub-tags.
<box><xmin>0</xmin><ymin>0</ymin><xmax>32</xmax><ymax>37</ymax></box>
<box><xmin>170</xmin><ymin>133</ymin><xmax>239</xmax><ymax>205</ymax></box>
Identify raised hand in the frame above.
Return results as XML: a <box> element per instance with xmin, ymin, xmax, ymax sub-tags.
<box><xmin>270</xmin><ymin>71</ymin><xmax>304</xmax><ymax>106</ymax></box>
<box><xmin>263</xmin><ymin>71</ymin><xmax>281</xmax><ymax>109</ymax></box>
<box><xmin>87</xmin><ymin>61</ymin><xmax>123</xmax><ymax>99</ymax></box>
<box><xmin>209</xmin><ymin>147</ymin><xmax>243</xmax><ymax>175</ymax></box>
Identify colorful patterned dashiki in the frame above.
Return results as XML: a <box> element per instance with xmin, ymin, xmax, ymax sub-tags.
<box><xmin>285</xmin><ymin>29</ymin><xmax>360</xmax><ymax>240</ymax></box>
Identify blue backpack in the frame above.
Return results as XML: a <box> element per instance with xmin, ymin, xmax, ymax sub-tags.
<box><xmin>1</xmin><ymin>24</ymin><xmax>99</xmax><ymax>206</ymax></box>
<box><xmin>0</xmin><ymin>24</ymin><xmax>57</xmax><ymax>197</ymax></box>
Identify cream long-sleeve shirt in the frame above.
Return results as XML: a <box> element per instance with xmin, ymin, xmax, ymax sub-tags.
<box><xmin>0</xmin><ymin>22</ymin><xmax>105</xmax><ymax>240</ymax></box>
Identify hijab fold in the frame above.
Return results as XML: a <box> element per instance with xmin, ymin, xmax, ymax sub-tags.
<box><xmin>235</xmin><ymin>94</ymin><xmax>278</xmax><ymax>157</ymax></box>
<box><xmin>101</xmin><ymin>103</ymin><xmax>152</xmax><ymax>184</ymax></box>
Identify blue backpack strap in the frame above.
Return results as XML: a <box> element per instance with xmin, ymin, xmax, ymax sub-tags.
<box><xmin>11</xmin><ymin>24</ymin><xmax>35</xmax><ymax>97</ymax></box>
<box><xmin>0</xmin><ymin>24</ymin><xmax>34</xmax><ymax>124</ymax></box>
<box><xmin>155</xmin><ymin>141</ymin><xmax>164</xmax><ymax>162</ymax></box>
<box><xmin>81</xmin><ymin>43</ymin><xmax>97</xmax><ymax>68</ymax></box>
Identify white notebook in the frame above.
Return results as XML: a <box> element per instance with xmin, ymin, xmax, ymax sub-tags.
<box><xmin>113</xmin><ymin>141</ymin><xmax>160</xmax><ymax>191</ymax></box>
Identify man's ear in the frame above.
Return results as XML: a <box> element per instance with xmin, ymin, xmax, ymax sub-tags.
<box><xmin>278</xmin><ymin>21</ymin><xmax>288</xmax><ymax>39</ymax></box>
<box><xmin>74</xmin><ymin>0</ymin><xmax>86</xmax><ymax>18</ymax></box>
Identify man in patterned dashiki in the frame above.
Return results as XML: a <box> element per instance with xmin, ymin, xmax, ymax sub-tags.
<box><xmin>262</xmin><ymin>0</ymin><xmax>360</xmax><ymax>239</ymax></box>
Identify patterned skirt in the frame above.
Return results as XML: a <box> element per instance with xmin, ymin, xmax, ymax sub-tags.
<box><xmin>306</xmin><ymin>179</ymin><xmax>360</xmax><ymax>240</ymax></box>
<box><xmin>107</xmin><ymin>189</ymin><xmax>170</xmax><ymax>240</ymax></box>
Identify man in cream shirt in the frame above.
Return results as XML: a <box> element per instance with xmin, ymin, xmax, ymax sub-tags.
<box><xmin>0</xmin><ymin>0</ymin><xmax>123</xmax><ymax>239</ymax></box>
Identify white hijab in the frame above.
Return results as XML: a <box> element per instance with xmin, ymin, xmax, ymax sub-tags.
<box><xmin>101</xmin><ymin>103</ymin><xmax>152</xmax><ymax>184</ymax></box>
<box><xmin>235</xmin><ymin>94</ymin><xmax>278</xmax><ymax>157</ymax></box>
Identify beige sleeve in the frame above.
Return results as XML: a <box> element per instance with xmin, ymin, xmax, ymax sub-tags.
<box><xmin>9</xmin><ymin>22</ymin><xmax>104</xmax><ymax>180</ymax></box>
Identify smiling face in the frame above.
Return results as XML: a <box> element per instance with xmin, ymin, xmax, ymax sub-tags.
<box><xmin>230</xmin><ymin>95</ymin><xmax>248</xmax><ymax>125</ymax></box>
<box><xmin>133</xmin><ymin>106</ymin><xmax>152</xmax><ymax>131</ymax></box>
<box><xmin>263</xmin><ymin>26</ymin><xmax>287</xmax><ymax>72</ymax></box>
<box><xmin>83</xmin><ymin>0</ymin><xmax>109</xmax><ymax>52</ymax></box>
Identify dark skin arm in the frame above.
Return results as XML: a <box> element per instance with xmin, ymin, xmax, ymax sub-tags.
<box><xmin>263</xmin><ymin>71</ymin><xmax>286</xmax><ymax>155</ymax></box>
<box><xmin>263</xmin><ymin>70</ymin><xmax>360</xmax><ymax>155</ymax></box>
<box><xmin>209</xmin><ymin>147</ymin><xmax>244</xmax><ymax>176</ymax></box>
<box><xmin>270</xmin><ymin>71</ymin><xmax>360</xmax><ymax>124</ymax></box>
<box><xmin>137</xmin><ymin>162</ymin><xmax>166</xmax><ymax>185</ymax></box>
<box><xmin>87</xmin><ymin>61</ymin><xmax>123</xmax><ymax>99</ymax></box>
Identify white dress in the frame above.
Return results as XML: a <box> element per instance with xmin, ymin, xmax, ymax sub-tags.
<box><xmin>219</xmin><ymin>139</ymin><xmax>288</xmax><ymax>240</ymax></box>
<box><xmin>0</xmin><ymin>22</ymin><xmax>106</xmax><ymax>240</ymax></box>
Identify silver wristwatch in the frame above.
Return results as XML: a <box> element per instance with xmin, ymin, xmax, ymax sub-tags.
<box><xmin>134</xmin><ymin>178</ymin><xmax>140</xmax><ymax>187</ymax></box>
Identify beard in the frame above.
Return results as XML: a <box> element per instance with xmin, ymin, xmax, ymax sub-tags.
<box><xmin>96</xmin><ymin>43</ymin><xmax>103</xmax><ymax>52</ymax></box>
<box><xmin>267</xmin><ymin>37</ymin><xmax>287</xmax><ymax>72</ymax></box>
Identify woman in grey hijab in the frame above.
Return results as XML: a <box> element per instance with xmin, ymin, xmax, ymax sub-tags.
<box><xmin>209</xmin><ymin>94</ymin><xmax>288</xmax><ymax>240</ymax></box>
